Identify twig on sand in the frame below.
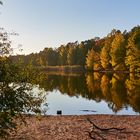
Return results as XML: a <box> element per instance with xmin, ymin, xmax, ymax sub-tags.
<box><xmin>86</xmin><ymin>118</ymin><xmax>126</xmax><ymax>139</ymax></box>
<box><xmin>87</xmin><ymin>118</ymin><xmax>125</xmax><ymax>131</ymax></box>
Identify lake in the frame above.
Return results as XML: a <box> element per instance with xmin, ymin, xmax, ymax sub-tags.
<box><xmin>33</xmin><ymin>72</ymin><xmax>140</xmax><ymax>115</ymax></box>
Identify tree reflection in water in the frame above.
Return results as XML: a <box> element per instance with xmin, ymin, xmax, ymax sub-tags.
<box><xmin>31</xmin><ymin>71</ymin><xmax>140</xmax><ymax>114</ymax></box>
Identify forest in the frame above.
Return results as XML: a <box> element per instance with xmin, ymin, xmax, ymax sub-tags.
<box><xmin>11</xmin><ymin>26</ymin><xmax>140</xmax><ymax>73</ymax></box>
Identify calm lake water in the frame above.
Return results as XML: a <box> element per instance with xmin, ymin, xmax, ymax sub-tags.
<box><xmin>34</xmin><ymin>72</ymin><xmax>140</xmax><ymax>115</ymax></box>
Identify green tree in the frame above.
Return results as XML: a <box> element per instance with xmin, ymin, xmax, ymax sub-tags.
<box><xmin>58</xmin><ymin>45</ymin><xmax>68</xmax><ymax>65</ymax></box>
<box><xmin>77</xmin><ymin>43</ymin><xmax>88</xmax><ymax>66</ymax></box>
<box><xmin>67</xmin><ymin>44</ymin><xmax>77</xmax><ymax>65</ymax></box>
<box><xmin>0</xmin><ymin>29</ymin><xmax>44</xmax><ymax>138</ymax></box>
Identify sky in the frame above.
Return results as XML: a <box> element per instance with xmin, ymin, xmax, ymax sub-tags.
<box><xmin>0</xmin><ymin>0</ymin><xmax>140</xmax><ymax>55</ymax></box>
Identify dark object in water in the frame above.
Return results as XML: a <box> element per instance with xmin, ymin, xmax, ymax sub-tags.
<box><xmin>80</xmin><ymin>110</ymin><xmax>97</xmax><ymax>112</ymax></box>
<box><xmin>57</xmin><ymin>110</ymin><xmax>62</xmax><ymax>115</ymax></box>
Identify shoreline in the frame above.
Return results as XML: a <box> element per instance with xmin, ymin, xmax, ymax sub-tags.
<box><xmin>38</xmin><ymin>66</ymin><xmax>140</xmax><ymax>74</ymax></box>
<box><xmin>9</xmin><ymin>114</ymin><xmax>140</xmax><ymax>140</ymax></box>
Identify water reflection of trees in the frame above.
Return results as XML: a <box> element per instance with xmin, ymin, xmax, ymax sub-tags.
<box><xmin>32</xmin><ymin>72</ymin><xmax>87</xmax><ymax>98</ymax></box>
<box><xmin>32</xmin><ymin>71</ymin><xmax>140</xmax><ymax>114</ymax></box>
<box><xmin>109</xmin><ymin>73</ymin><xmax>128</xmax><ymax>112</ymax></box>
<box><xmin>86</xmin><ymin>72</ymin><xmax>140</xmax><ymax>113</ymax></box>
<box><xmin>126</xmin><ymin>74</ymin><xmax>140</xmax><ymax>112</ymax></box>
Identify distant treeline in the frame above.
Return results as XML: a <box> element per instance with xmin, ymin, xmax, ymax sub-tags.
<box><xmin>11</xmin><ymin>26</ymin><xmax>140</xmax><ymax>72</ymax></box>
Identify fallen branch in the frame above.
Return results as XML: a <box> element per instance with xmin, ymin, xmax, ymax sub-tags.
<box><xmin>87</xmin><ymin>118</ymin><xmax>125</xmax><ymax>131</ymax></box>
<box><xmin>87</xmin><ymin>118</ymin><xmax>126</xmax><ymax>139</ymax></box>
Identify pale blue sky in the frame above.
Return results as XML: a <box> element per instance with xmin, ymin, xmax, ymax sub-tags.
<box><xmin>0</xmin><ymin>0</ymin><xmax>140</xmax><ymax>54</ymax></box>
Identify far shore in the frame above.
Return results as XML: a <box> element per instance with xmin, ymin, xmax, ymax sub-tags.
<box><xmin>9</xmin><ymin>114</ymin><xmax>140</xmax><ymax>140</ymax></box>
<box><xmin>36</xmin><ymin>65</ymin><xmax>140</xmax><ymax>74</ymax></box>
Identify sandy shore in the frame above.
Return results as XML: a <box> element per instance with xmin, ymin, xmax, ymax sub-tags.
<box><xmin>9</xmin><ymin>115</ymin><xmax>140</xmax><ymax>140</ymax></box>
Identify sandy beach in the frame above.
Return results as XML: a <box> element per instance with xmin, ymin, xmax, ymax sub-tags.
<box><xmin>8</xmin><ymin>114</ymin><xmax>140</xmax><ymax>140</ymax></box>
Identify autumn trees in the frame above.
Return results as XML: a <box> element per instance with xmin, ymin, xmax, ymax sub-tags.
<box><xmin>125</xmin><ymin>26</ymin><xmax>140</xmax><ymax>72</ymax></box>
<box><xmin>11</xmin><ymin>26</ymin><xmax>140</xmax><ymax>73</ymax></box>
<box><xmin>86</xmin><ymin>26</ymin><xmax>140</xmax><ymax>72</ymax></box>
<box><xmin>110</xmin><ymin>31</ymin><xmax>126</xmax><ymax>70</ymax></box>
<box><xmin>11</xmin><ymin>39</ymin><xmax>94</xmax><ymax>68</ymax></box>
